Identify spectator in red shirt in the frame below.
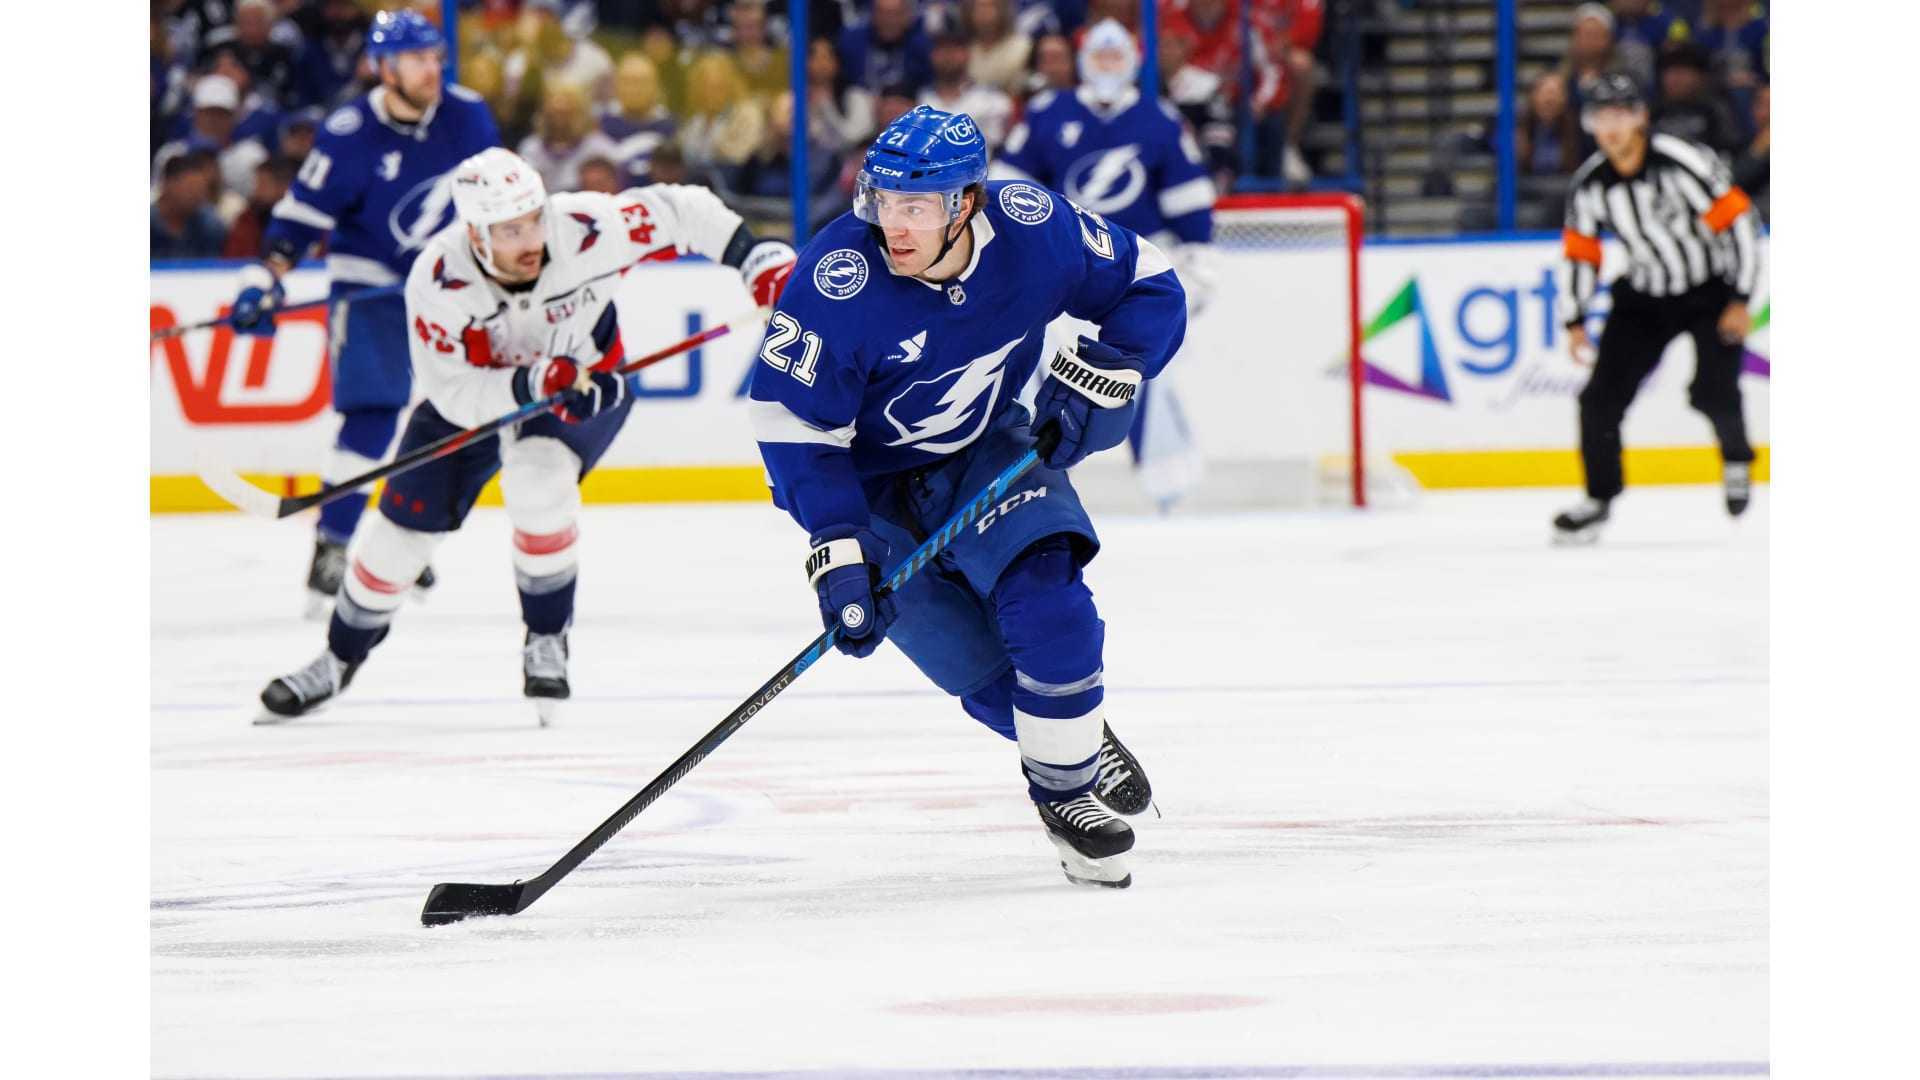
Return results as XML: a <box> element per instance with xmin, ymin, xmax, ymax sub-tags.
<box><xmin>1160</xmin><ymin>0</ymin><xmax>1322</xmax><ymax>184</ymax></box>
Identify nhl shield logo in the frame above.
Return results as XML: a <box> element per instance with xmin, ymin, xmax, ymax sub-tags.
<box><xmin>998</xmin><ymin>183</ymin><xmax>1054</xmax><ymax>225</ymax></box>
<box><xmin>813</xmin><ymin>249</ymin><xmax>870</xmax><ymax>300</ymax></box>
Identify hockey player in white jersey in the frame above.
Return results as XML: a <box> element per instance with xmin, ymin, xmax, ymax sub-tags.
<box><xmin>258</xmin><ymin>148</ymin><xmax>796</xmax><ymax>725</ymax></box>
<box><xmin>993</xmin><ymin>18</ymin><xmax>1215</xmax><ymax>508</ymax></box>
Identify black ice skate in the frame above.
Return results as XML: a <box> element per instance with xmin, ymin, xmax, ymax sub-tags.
<box><xmin>303</xmin><ymin>537</ymin><xmax>347</xmax><ymax>620</ymax></box>
<box><xmin>1724</xmin><ymin>462</ymin><xmax>1752</xmax><ymax>518</ymax></box>
<box><xmin>258</xmin><ymin>649</ymin><xmax>361</xmax><ymax>724</ymax></box>
<box><xmin>523</xmin><ymin>630</ymin><xmax>570</xmax><ymax>727</ymax></box>
<box><xmin>1551</xmin><ymin>497</ymin><xmax>1610</xmax><ymax>546</ymax></box>
<box><xmin>1093</xmin><ymin>723</ymin><xmax>1154</xmax><ymax>817</ymax></box>
<box><xmin>1037</xmin><ymin>793</ymin><xmax>1134</xmax><ymax>888</ymax></box>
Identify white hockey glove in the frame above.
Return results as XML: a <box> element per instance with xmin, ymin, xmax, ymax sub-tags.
<box><xmin>1173</xmin><ymin>243</ymin><xmax>1217</xmax><ymax>320</ymax></box>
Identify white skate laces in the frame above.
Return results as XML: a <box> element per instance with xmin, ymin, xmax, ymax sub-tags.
<box><xmin>1051</xmin><ymin>793</ymin><xmax>1117</xmax><ymax>830</ymax></box>
<box><xmin>1095</xmin><ymin>745</ymin><xmax>1133</xmax><ymax>799</ymax></box>
<box><xmin>283</xmin><ymin>651</ymin><xmax>346</xmax><ymax>702</ymax></box>
<box><xmin>523</xmin><ymin>633</ymin><xmax>568</xmax><ymax>680</ymax></box>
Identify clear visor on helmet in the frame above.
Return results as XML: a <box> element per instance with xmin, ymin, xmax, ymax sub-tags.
<box><xmin>854</xmin><ymin>173</ymin><xmax>968</xmax><ymax>230</ymax></box>
<box><xmin>484</xmin><ymin>204</ymin><xmax>547</xmax><ymax>246</ymax></box>
<box><xmin>1581</xmin><ymin>102</ymin><xmax>1645</xmax><ymax>135</ymax></box>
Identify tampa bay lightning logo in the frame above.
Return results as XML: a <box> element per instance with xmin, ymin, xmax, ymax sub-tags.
<box><xmin>883</xmin><ymin>333</ymin><xmax>1026</xmax><ymax>454</ymax></box>
<box><xmin>813</xmin><ymin>248</ymin><xmax>869</xmax><ymax>300</ymax></box>
<box><xmin>1064</xmin><ymin>145</ymin><xmax>1148</xmax><ymax>217</ymax></box>
<box><xmin>942</xmin><ymin>115</ymin><xmax>980</xmax><ymax>145</ymax></box>
<box><xmin>388</xmin><ymin>171</ymin><xmax>459</xmax><ymax>253</ymax></box>
<box><xmin>998</xmin><ymin>183</ymin><xmax>1054</xmax><ymax>225</ymax></box>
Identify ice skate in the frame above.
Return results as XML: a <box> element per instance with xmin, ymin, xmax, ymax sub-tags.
<box><xmin>1037</xmin><ymin>792</ymin><xmax>1134</xmax><ymax>888</ymax></box>
<box><xmin>303</xmin><ymin>537</ymin><xmax>347</xmax><ymax>620</ymax></box>
<box><xmin>523</xmin><ymin>630</ymin><xmax>570</xmax><ymax>727</ymax></box>
<box><xmin>1093</xmin><ymin>723</ymin><xmax>1153</xmax><ymax>817</ymax></box>
<box><xmin>1724</xmin><ymin>462</ymin><xmax>1752</xmax><ymax>518</ymax></box>
<box><xmin>1551</xmin><ymin>497</ymin><xmax>1610</xmax><ymax>545</ymax></box>
<box><xmin>257</xmin><ymin>649</ymin><xmax>360</xmax><ymax>724</ymax></box>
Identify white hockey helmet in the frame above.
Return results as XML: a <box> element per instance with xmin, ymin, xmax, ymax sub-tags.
<box><xmin>1078</xmin><ymin>18</ymin><xmax>1140</xmax><ymax>102</ymax></box>
<box><xmin>450</xmin><ymin>147</ymin><xmax>549</xmax><ymax>265</ymax></box>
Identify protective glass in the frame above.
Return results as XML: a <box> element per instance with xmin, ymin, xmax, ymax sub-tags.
<box><xmin>853</xmin><ymin>174</ymin><xmax>965</xmax><ymax>229</ymax></box>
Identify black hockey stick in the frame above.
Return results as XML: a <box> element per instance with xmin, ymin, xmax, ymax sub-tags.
<box><xmin>419</xmin><ymin>425</ymin><xmax>1061</xmax><ymax>926</ymax></box>
<box><xmin>197</xmin><ymin>309</ymin><xmax>764</xmax><ymax>520</ymax></box>
<box><xmin>150</xmin><ymin>284</ymin><xmax>404</xmax><ymax>341</ymax></box>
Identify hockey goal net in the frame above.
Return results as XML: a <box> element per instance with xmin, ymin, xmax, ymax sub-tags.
<box><xmin>1061</xmin><ymin>192</ymin><xmax>1389</xmax><ymax>511</ymax></box>
<box><xmin>1188</xmin><ymin>193</ymin><xmax>1371</xmax><ymax>508</ymax></box>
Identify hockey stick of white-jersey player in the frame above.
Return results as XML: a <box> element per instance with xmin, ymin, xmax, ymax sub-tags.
<box><xmin>150</xmin><ymin>284</ymin><xmax>405</xmax><ymax>341</ymax></box>
<box><xmin>418</xmin><ymin>425</ymin><xmax>1063</xmax><ymax>926</ymax></box>
<box><xmin>196</xmin><ymin>307</ymin><xmax>766</xmax><ymax>520</ymax></box>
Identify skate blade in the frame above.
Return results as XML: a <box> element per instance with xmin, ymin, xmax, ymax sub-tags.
<box><xmin>532</xmin><ymin>697</ymin><xmax>561</xmax><ymax>728</ymax></box>
<box><xmin>1046</xmin><ymin>835</ymin><xmax>1132</xmax><ymax>888</ymax></box>
<box><xmin>1550</xmin><ymin>526</ymin><xmax>1603</xmax><ymax>547</ymax></box>
<box><xmin>253</xmin><ymin>700</ymin><xmax>327</xmax><ymax>726</ymax></box>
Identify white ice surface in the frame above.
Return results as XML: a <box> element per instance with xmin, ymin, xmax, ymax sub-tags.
<box><xmin>151</xmin><ymin>488</ymin><xmax>1767</xmax><ymax>1080</ymax></box>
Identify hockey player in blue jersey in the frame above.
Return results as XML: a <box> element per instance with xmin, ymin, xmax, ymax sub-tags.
<box><xmin>227</xmin><ymin>9</ymin><xmax>502</xmax><ymax>617</ymax></box>
<box><xmin>992</xmin><ymin>18</ymin><xmax>1217</xmax><ymax>508</ymax></box>
<box><xmin>748</xmin><ymin>106</ymin><xmax>1186</xmax><ymax>888</ymax></box>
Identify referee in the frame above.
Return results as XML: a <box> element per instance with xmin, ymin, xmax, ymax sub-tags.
<box><xmin>1553</xmin><ymin>73</ymin><xmax>1763</xmax><ymax>543</ymax></box>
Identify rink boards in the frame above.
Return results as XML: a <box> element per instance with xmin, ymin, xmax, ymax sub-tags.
<box><xmin>148</xmin><ymin>235</ymin><xmax>1770</xmax><ymax>511</ymax></box>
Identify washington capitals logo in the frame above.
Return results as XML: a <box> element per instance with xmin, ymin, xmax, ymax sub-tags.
<box><xmin>571</xmin><ymin>212</ymin><xmax>601</xmax><ymax>252</ymax></box>
<box><xmin>432</xmin><ymin>256</ymin><xmax>469</xmax><ymax>291</ymax></box>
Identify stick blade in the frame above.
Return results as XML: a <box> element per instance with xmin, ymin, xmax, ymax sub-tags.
<box><xmin>193</xmin><ymin>450</ymin><xmax>292</xmax><ymax>518</ymax></box>
<box><xmin>420</xmin><ymin>881</ymin><xmax>529</xmax><ymax>926</ymax></box>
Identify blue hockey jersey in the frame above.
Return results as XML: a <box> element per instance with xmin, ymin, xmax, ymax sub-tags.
<box><xmin>994</xmin><ymin>87</ymin><xmax>1215</xmax><ymax>247</ymax></box>
<box><xmin>264</xmin><ymin>84</ymin><xmax>500</xmax><ymax>286</ymax></box>
<box><xmin>748</xmin><ymin>180</ymin><xmax>1187</xmax><ymax>537</ymax></box>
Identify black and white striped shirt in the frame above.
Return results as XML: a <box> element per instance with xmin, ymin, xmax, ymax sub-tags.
<box><xmin>1558</xmin><ymin>133</ymin><xmax>1762</xmax><ymax>326</ymax></box>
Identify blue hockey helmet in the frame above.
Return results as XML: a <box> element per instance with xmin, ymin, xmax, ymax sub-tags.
<box><xmin>366</xmin><ymin>9</ymin><xmax>445</xmax><ymax>61</ymax></box>
<box><xmin>854</xmin><ymin>106</ymin><xmax>989</xmax><ymax>229</ymax></box>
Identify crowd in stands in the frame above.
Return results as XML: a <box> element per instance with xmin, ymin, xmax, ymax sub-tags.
<box><xmin>153</xmin><ymin>0</ymin><xmax>1331</xmax><ymax>257</ymax></box>
<box><xmin>151</xmin><ymin>1</ymin><xmax>1765</xmax><ymax>258</ymax></box>
<box><xmin>1510</xmin><ymin>0</ymin><xmax>1768</xmax><ymax>224</ymax></box>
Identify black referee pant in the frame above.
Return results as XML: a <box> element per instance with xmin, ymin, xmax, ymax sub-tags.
<box><xmin>1578</xmin><ymin>281</ymin><xmax>1755</xmax><ymax>501</ymax></box>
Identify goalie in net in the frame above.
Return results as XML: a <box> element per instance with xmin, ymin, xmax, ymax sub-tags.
<box><xmin>993</xmin><ymin>20</ymin><xmax>1381</xmax><ymax>510</ymax></box>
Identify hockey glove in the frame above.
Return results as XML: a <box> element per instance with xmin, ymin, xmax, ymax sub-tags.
<box><xmin>1032</xmin><ymin>336</ymin><xmax>1145</xmax><ymax>470</ymax></box>
<box><xmin>229</xmin><ymin>263</ymin><xmax>286</xmax><ymax>337</ymax></box>
<box><xmin>807</xmin><ymin>526</ymin><xmax>897</xmax><ymax>658</ymax></box>
<box><xmin>741</xmin><ymin>239</ymin><xmax>798</xmax><ymax>308</ymax></box>
<box><xmin>514</xmin><ymin>356</ymin><xmax>630</xmax><ymax>424</ymax></box>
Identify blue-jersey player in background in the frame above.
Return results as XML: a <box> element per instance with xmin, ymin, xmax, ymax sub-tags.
<box><xmin>748</xmin><ymin>106</ymin><xmax>1186</xmax><ymax>888</ymax></box>
<box><xmin>992</xmin><ymin>18</ymin><xmax>1217</xmax><ymax>510</ymax></box>
<box><xmin>227</xmin><ymin>9</ymin><xmax>501</xmax><ymax>617</ymax></box>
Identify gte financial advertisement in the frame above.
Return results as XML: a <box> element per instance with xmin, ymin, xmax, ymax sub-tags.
<box><xmin>149</xmin><ymin>236</ymin><xmax>1769</xmax><ymax>495</ymax></box>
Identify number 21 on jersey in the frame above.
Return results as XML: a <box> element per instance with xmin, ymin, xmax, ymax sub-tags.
<box><xmin>760</xmin><ymin>312</ymin><xmax>823</xmax><ymax>387</ymax></box>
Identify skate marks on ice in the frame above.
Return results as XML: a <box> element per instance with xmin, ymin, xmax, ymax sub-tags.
<box><xmin>154</xmin><ymin>1062</ymin><xmax>1770</xmax><ymax>1079</ymax></box>
<box><xmin>151</xmin><ymin>494</ymin><xmax>1767</xmax><ymax>1076</ymax></box>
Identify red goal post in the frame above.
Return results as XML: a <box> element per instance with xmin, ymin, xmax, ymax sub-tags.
<box><xmin>1210</xmin><ymin>193</ymin><xmax>1367</xmax><ymax>508</ymax></box>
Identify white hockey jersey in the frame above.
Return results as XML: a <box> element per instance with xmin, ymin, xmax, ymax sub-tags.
<box><xmin>403</xmin><ymin>184</ymin><xmax>747</xmax><ymax>427</ymax></box>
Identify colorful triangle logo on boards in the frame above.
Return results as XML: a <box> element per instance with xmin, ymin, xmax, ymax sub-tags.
<box><xmin>1343</xmin><ymin>278</ymin><xmax>1450</xmax><ymax>402</ymax></box>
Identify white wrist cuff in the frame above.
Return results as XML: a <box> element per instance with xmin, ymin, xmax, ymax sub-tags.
<box><xmin>742</xmin><ymin>240</ymin><xmax>797</xmax><ymax>285</ymax></box>
<box><xmin>238</xmin><ymin>263</ymin><xmax>278</xmax><ymax>290</ymax></box>
<box><xmin>1045</xmin><ymin>344</ymin><xmax>1142</xmax><ymax>409</ymax></box>
<box><xmin>805</xmin><ymin>537</ymin><xmax>866</xmax><ymax>586</ymax></box>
